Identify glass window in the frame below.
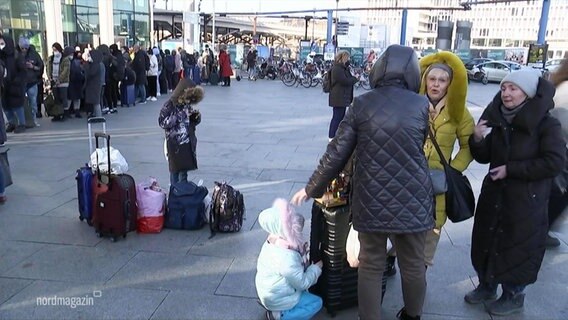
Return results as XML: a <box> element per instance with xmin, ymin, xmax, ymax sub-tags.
<box><xmin>0</xmin><ymin>0</ymin><xmax>11</xmax><ymax>29</ymax></box>
<box><xmin>134</xmin><ymin>13</ymin><xmax>149</xmax><ymax>47</ymax></box>
<box><xmin>114</xmin><ymin>0</ymin><xmax>134</xmax><ymax>11</ymax></box>
<box><xmin>76</xmin><ymin>4</ymin><xmax>99</xmax><ymax>34</ymax></box>
<box><xmin>62</xmin><ymin>2</ymin><xmax>77</xmax><ymax>32</ymax></box>
<box><xmin>11</xmin><ymin>0</ymin><xmax>42</xmax><ymax>30</ymax></box>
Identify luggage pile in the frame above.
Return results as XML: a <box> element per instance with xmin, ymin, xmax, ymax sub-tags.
<box><xmin>75</xmin><ymin>120</ymin><xmax>246</xmax><ymax>242</ymax></box>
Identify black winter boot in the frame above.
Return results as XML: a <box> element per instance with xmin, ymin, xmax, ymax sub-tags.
<box><xmin>396</xmin><ymin>308</ymin><xmax>421</xmax><ymax>320</ymax></box>
<box><xmin>487</xmin><ymin>291</ymin><xmax>525</xmax><ymax>316</ymax></box>
<box><xmin>464</xmin><ymin>283</ymin><xmax>498</xmax><ymax>304</ymax></box>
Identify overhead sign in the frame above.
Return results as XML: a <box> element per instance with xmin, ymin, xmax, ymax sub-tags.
<box><xmin>337</xmin><ymin>21</ymin><xmax>350</xmax><ymax>36</ymax></box>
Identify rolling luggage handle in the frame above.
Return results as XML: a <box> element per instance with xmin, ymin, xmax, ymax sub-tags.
<box><xmin>94</xmin><ymin>132</ymin><xmax>112</xmax><ymax>184</ymax></box>
<box><xmin>88</xmin><ymin>117</ymin><xmax>106</xmax><ymax>156</ymax></box>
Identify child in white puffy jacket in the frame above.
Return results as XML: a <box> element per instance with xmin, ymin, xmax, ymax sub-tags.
<box><xmin>255</xmin><ymin>199</ymin><xmax>323</xmax><ymax>320</ymax></box>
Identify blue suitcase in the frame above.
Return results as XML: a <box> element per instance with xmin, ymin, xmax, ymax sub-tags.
<box><xmin>120</xmin><ymin>84</ymin><xmax>135</xmax><ymax>107</ymax></box>
<box><xmin>76</xmin><ymin>117</ymin><xmax>106</xmax><ymax>225</ymax></box>
<box><xmin>165</xmin><ymin>181</ymin><xmax>208</xmax><ymax>230</ymax></box>
<box><xmin>192</xmin><ymin>65</ymin><xmax>201</xmax><ymax>85</ymax></box>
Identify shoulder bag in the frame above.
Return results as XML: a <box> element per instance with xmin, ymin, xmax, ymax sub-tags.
<box><xmin>428</xmin><ymin>128</ymin><xmax>475</xmax><ymax>223</ymax></box>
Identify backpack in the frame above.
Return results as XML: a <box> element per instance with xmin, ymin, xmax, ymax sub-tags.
<box><xmin>322</xmin><ymin>71</ymin><xmax>332</xmax><ymax>93</ymax></box>
<box><xmin>113</xmin><ymin>54</ymin><xmax>126</xmax><ymax>81</ymax></box>
<box><xmin>209</xmin><ymin>181</ymin><xmax>245</xmax><ymax>237</ymax></box>
<box><xmin>165</xmin><ymin>181</ymin><xmax>208</xmax><ymax>230</ymax></box>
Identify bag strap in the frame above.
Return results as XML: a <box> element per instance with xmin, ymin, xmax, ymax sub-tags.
<box><xmin>427</xmin><ymin>127</ymin><xmax>450</xmax><ymax>168</ymax></box>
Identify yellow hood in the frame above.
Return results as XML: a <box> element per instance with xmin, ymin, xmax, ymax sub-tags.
<box><xmin>419</xmin><ymin>51</ymin><xmax>468</xmax><ymax>124</ymax></box>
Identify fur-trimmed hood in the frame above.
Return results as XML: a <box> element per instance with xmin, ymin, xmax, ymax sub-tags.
<box><xmin>419</xmin><ymin>51</ymin><xmax>468</xmax><ymax>123</ymax></box>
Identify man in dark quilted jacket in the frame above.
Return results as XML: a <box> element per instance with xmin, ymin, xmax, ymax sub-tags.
<box><xmin>292</xmin><ymin>44</ymin><xmax>434</xmax><ymax>320</ymax></box>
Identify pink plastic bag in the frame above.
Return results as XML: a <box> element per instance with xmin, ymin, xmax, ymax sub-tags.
<box><xmin>136</xmin><ymin>178</ymin><xmax>166</xmax><ymax>233</ymax></box>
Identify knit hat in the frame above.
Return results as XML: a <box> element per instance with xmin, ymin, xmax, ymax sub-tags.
<box><xmin>426</xmin><ymin>63</ymin><xmax>453</xmax><ymax>82</ymax></box>
<box><xmin>18</xmin><ymin>37</ymin><xmax>30</xmax><ymax>49</ymax></box>
<box><xmin>500</xmin><ymin>69</ymin><xmax>541</xmax><ymax>99</ymax></box>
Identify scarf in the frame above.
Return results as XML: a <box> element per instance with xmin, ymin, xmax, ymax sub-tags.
<box><xmin>500</xmin><ymin>100</ymin><xmax>527</xmax><ymax>124</ymax></box>
<box><xmin>428</xmin><ymin>95</ymin><xmax>447</xmax><ymax>120</ymax></box>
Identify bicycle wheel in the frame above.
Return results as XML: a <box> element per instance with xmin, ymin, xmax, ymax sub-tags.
<box><xmin>301</xmin><ymin>73</ymin><xmax>313</xmax><ymax>88</ymax></box>
<box><xmin>282</xmin><ymin>72</ymin><xmax>296</xmax><ymax>87</ymax></box>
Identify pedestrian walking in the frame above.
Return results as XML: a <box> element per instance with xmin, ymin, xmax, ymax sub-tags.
<box><xmin>328</xmin><ymin>50</ymin><xmax>358</xmax><ymax>140</ymax></box>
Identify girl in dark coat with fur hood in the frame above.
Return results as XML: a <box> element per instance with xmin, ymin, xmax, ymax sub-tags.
<box><xmin>158</xmin><ymin>78</ymin><xmax>204</xmax><ymax>184</ymax></box>
<box><xmin>466</xmin><ymin>69</ymin><xmax>565</xmax><ymax>316</ymax></box>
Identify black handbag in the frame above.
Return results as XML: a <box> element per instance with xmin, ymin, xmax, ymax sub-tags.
<box><xmin>428</xmin><ymin>128</ymin><xmax>475</xmax><ymax>223</ymax></box>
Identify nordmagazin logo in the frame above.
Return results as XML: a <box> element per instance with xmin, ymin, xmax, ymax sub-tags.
<box><xmin>36</xmin><ymin>291</ymin><xmax>101</xmax><ymax>308</ymax></box>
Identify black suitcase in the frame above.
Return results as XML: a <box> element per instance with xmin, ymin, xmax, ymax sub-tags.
<box><xmin>310</xmin><ymin>202</ymin><xmax>387</xmax><ymax>317</ymax></box>
<box><xmin>310</xmin><ymin>203</ymin><xmax>358</xmax><ymax>316</ymax></box>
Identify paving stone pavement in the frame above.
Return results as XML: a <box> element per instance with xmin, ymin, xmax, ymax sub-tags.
<box><xmin>0</xmin><ymin>81</ymin><xmax>566</xmax><ymax>320</ymax></box>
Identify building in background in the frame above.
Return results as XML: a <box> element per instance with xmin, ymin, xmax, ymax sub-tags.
<box><xmin>365</xmin><ymin>0</ymin><xmax>568</xmax><ymax>59</ymax></box>
<box><xmin>0</xmin><ymin>0</ymin><xmax>151</xmax><ymax>59</ymax></box>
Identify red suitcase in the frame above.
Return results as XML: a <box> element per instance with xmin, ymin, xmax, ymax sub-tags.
<box><xmin>91</xmin><ymin>133</ymin><xmax>137</xmax><ymax>242</ymax></box>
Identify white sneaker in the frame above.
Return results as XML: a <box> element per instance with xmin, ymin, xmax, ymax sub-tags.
<box><xmin>157</xmin><ymin>93</ymin><xmax>161</xmax><ymax>97</ymax></box>
<box><xmin>151</xmin><ymin>97</ymin><xmax>157</xmax><ymax>101</ymax></box>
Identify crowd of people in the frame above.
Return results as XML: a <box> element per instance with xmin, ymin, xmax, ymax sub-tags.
<box><xmin>0</xmin><ymin>34</ymin><xmax>233</xmax><ymax>140</ymax></box>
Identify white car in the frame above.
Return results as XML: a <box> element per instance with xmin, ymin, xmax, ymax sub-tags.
<box><xmin>471</xmin><ymin>61</ymin><xmax>520</xmax><ymax>83</ymax></box>
<box><xmin>546</xmin><ymin>59</ymin><xmax>565</xmax><ymax>72</ymax></box>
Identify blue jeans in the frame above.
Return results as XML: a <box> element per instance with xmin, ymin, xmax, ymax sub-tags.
<box><xmin>26</xmin><ymin>84</ymin><xmax>38</xmax><ymax>119</ymax></box>
<box><xmin>4</xmin><ymin>106</ymin><xmax>26</xmax><ymax>126</ymax></box>
<box><xmin>170</xmin><ymin>171</ymin><xmax>189</xmax><ymax>185</ymax></box>
<box><xmin>135</xmin><ymin>84</ymin><xmax>146</xmax><ymax>103</ymax></box>
<box><xmin>328</xmin><ymin>107</ymin><xmax>347</xmax><ymax>139</ymax></box>
<box><xmin>280</xmin><ymin>292</ymin><xmax>322</xmax><ymax>320</ymax></box>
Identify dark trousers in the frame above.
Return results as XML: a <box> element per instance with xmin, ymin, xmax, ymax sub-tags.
<box><xmin>172</xmin><ymin>72</ymin><xmax>180</xmax><ymax>89</ymax></box>
<box><xmin>329</xmin><ymin>107</ymin><xmax>347</xmax><ymax>139</ymax></box>
<box><xmin>37</xmin><ymin>81</ymin><xmax>44</xmax><ymax>116</ymax></box>
<box><xmin>104</xmin><ymin>79</ymin><xmax>119</xmax><ymax>109</ymax></box>
<box><xmin>147</xmin><ymin>76</ymin><xmax>158</xmax><ymax>97</ymax></box>
<box><xmin>358</xmin><ymin>231</ymin><xmax>427</xmax><ymax>320</ymax></box>
<box><xmin>223</xmin><ymin>76</ymin><xmax>231</xmax><ymax>86</ymax></box>
<box><xmin>165</xmin><ymin>70</ymin><xmax>173</xmax><ymax>90</ymax></box>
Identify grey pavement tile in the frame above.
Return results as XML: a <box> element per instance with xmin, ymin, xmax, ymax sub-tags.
<box><xmin>150</xmin><ymin>290</ymin><xmax>262</xmax><ymax>320</ymax></box>
<box><xmin>7</xmin><ymin>176</ymin><xmax>76</xmax><ymax>197</ymax></box>
<box><xmin>0</xmin><ymin>241</ymin><xmax>46</xmax><ymax>274</ymax></box>
<box><xmin>214</xmin><ymin>256</ymin><xmax>258</xmax><ymax>299</ymax></box>
<box><xmin>257</xmin><ymin>168</ymin><xmax>312</xmax><ymax>183</ymax></box>
<box><xmin>0</xmin><ymin>278</ymin><xmax>33</xmax><ymax>305</ymax></box>
<box><xmin>0</xmin><ymin>214</ymin><xmax>101</xmax><ymax>246</ymax></box>
<box><xmin>0</xmin><ymin>280</ymin><xmax>167</xmax><ymax>320</ymax></box>
<box><xmin>107</xmin><ymin>251</ymin><xmax>232</xmax><ymax>292</ymax></box>
<box><xmin>2</xmin><ymin>245</ymin><xmax>137</xmax><ymax>283</ymax></box>
<box><xmin>231</xmin><ymin>156</ymin><xmax>290</xmax><ymax>169</ymax></box>
<box><xmin>442</xmin><ymin>219</ymin><xmax>475</xmax><ymax>246</ymax></box>
<box><xmin>512</xmin><ymin>282</ymin><xmax>568</xmax><ymax>320</ymax></box>
<box><xmin>189</xmin><ymin>228</ymin><xmax>265</xmax><ymax>259</ymax></box>
<box><xmin>0</xmin><ymin>193</ymin><xmax>74</xmax><ymax>217</ymax></box>
<box><xmin>95</xmin><ymin>229</ymin><xmax>202</xmax><ymax>255</ymax></box>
